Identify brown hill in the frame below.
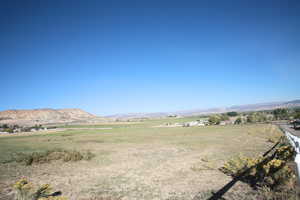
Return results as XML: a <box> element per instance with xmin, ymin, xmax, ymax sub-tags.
<box><xmin>0</xmin><ymin>108</ymin><xmax>96</xmax><ymax>125</ymax></box>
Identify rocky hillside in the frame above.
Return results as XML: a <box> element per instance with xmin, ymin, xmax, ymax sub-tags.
<box><xmin>0</xmin><ymin>108</ymin><xmax>97</xmax><ymax>125</ymax></box>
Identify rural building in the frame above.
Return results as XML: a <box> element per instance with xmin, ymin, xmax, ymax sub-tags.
<box><xmin>184</xmin><ymin>121</ymin><xmax>206</xmax><ymax>127</ymax></box>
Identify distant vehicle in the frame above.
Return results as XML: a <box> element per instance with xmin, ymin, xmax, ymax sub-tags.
<box><xmin>289</xmin><ymin>120</ymin><xmax>296</xmax><ymax>125</ymax></box>
<box><xmin>293</xmin><ymin>120</ymin><xmax>300</xmax><ymax>130</ymax></box>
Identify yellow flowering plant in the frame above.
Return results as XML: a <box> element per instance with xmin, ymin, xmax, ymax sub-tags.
<box><xmin>220</xmin><ymin>143</ymin><xmax>296</xmax><ymax>189</ymax></box>
<box><xmin>13</xmin><ymin>178</ymin><xmax>67</xmax><ymax>200</ymax></box>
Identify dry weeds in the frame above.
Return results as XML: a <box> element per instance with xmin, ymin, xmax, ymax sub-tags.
<box><xmin>0</xmin><ymin>123</ymin><xmax>281</xmax><ymax>200</ymax></box>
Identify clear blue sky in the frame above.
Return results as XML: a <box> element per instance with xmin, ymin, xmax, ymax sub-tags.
<box><xmin>0</xmin><ymin>0</ymin><xmax>299</xmax><ymax>115</ymax></box>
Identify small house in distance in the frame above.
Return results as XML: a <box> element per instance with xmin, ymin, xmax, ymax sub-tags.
<box><xmin>168</xmin><ymin>114</ymin><xmax>178</xmax><ymax>118</ymax></box>
<box><xmin>220</xmin><ymin>120</ymin><xmax>234</xmax><ymax>125</ymax></box>
<box><xmin>183</xmin><ymin>119</ymin><xmax>208</xmax><ymax>127</ymax></box>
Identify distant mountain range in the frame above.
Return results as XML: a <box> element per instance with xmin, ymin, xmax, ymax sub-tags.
<box><xmin>0</xmin><ymin>108</ymin><xmax>99</xmax><ymax>125</ymax></box>
<box><xmin>1</xmin><ymin>100</ymin><xmax>299</xmax><ymax>124</ymax></box>
<box><xmin>107</xmin><ymin>99</ymin><xmax>300</xmax><ymax>119</ymax></box>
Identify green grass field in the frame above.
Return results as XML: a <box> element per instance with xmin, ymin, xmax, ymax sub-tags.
<box><xmin>0</xmin><ymin>118</ymin><xmax>282</xmax><ymax>200</ymax></box>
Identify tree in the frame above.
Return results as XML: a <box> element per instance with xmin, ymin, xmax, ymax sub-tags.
<box><xmin>2</xmin><ymin>124</ymin><xmax>9</xmax><ymax>129</ymax></box>
<box><xmin>208</xmin><ymin>115</ymin><xmax>221</xmax><ymax>125</ymax></box>
<box><xmin>3</xmin><ymin>128</ymin><xmax>13</xmax><ymax>133</ymax></box>
<box><xmin>220</xmin><ymin>114</ymin><xmax>229</xmax><ymax>121</ymax></box>
<box><xmin>227</xmin><ymin>112</ymin><xmax>238</xmax><ymax>117</ymax></box>
<box><xmin>246</xmin><ymin>112</ymin><xmax>267</xmax><ymax>123</ymax></box>
<box><xmin>247</xmin><ymin>114</ymin><xmax>255</xmax><ymax>123</ymax></box>
<box><xmin>257</xmin><ymin>113</ymin><xmax>267</xmax><ymax>122</ymax></box>
<box><xmin>267</xmin><ymin>115</ymin><xmax>274</xmax><ymax>121</ymax></box>
<box><xmin>13</xmin><ymin>124</ymin><xmax>19</xmax><ymax>129</ymax></box>
<box><xmin>234</xmin><ymin>117</ymin><xmax>242</xmax><ymax>124</ymax></box>
<box><xmin>294</xmin><ymin>111</ymin><xmax>300</xmax><ymax>119</ymax></box>
<box><xmin>273</xmin><ymin>108</ymin><xmax>288</xmax><ymax>120</ymax></box>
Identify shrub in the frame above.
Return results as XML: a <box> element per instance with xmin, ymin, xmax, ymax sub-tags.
<box><xmin>21</xmin><ymin>127</ymin><xmax>32</xmax><ymax>132</ymax></box>
<box><xmin>273</xmin><ymin>108</ymin><xmax>289</xmax><ymax>120</ymax></box>
<box><xmin>13</xmin><ymin>178</ymin><xmax>67</xmax><ymax>200</ymax></box>
<box><xmin>246</xmin><ymin>112</ymin><xmax>268</xmax><ymax>123</ymax></box>
<box><xmin>3</xmin><ymin>128</ymin><xmax>14</xmax><ymax>133</ymax></box>
<box><xmin>62</xmin><ymin>151</ymin><xmax>83</xmax><ymax>162</ymax></box>
<box><xmin>208</xmin><ymin>115</ymin><xmax>221</xmax><ymax>125</ymax></box>
<box><xmin>234</xmin><ymin>118</ymin><xmax>242</xmax><ymax>124</ymax></box>
<box><xmin>220</xmin><ymin>114</ymin><xmax>229</xmax><ymax>121</ymax></box>
<box><xmin>12</xmin><ymin>149</ymin><xmax>95</xmax><ymax>165</ymax></box>
<box><xmin>2</xmin><ymin>124</ymin><xmax>9</xmax><ymax>129</ymax></box>
<box><xmin>294</xmin><ymin>111</ymin><xmax>300</xmax><ymax>119</ymax></box>
<box><xmin>220</xmin><ymin>144</ymin><xmax>295</xmax><ymax>190</ymax></box>
<box><xmin>267</xmin><ymin>137</ymin><xmax>276</xmax><ymax>143</ymax></box>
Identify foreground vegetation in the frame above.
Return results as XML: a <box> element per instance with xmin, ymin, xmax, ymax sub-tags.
<box><xmin>220</xmin><ymin>140</ymin><xmax>297</xmax><ymax>199</ymax></box>
<box><xmin>0</xmin><ymin>117</ymin><xmax>291</xmax><ymax>200</ymax></box>
<box><xmin>5</xmin><ymin>149</ymin><xmax>95</xmax><ymax>166</ymax></box>
<box><xmin>14</xmin><ymin>178</ymin><xmax>67</xmax><ymax>200</ymax></box>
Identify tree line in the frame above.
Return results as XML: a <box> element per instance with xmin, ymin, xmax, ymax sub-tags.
<box><xmin>207</xmin><ymin>107</ymin><xmax>300</xmax><ymax>125</ymax></box>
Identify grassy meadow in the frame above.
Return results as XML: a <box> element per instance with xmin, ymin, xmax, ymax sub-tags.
<box><xmin>0</xmin><ymin>118</ymin><xmax>283</xmax><ymax>200</ymax></box>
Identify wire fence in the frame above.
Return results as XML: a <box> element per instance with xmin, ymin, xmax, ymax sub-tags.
<box><xmin>282</xmin><ymin>129</ymin><xmax>300</xmax><ymax>182</ymax></box>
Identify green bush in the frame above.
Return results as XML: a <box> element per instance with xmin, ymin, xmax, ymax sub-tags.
<box><xmin>3</xmin><ymin>128</ymin><xmax>14</xmax><ymax>133</ymax></box>
<box><xmin>227</xmin><ymin>112</ymin><xmax>238</xmax><ymax>117</ymax></box>
<box><xmin>294</xmin><ymin>111</ymin><xmax>300</xmax><ymax>119</ymax></box>
<box><xmin>1</xmin><ymin>124</ymin><xmax>9</xmax><ymax>129</ymax></box>
<box><xmin>273</xmin><ymin>108</ymin><xmax>289</xmax><ymax>120</ymax></box>
<box><xmin>234</xmin><ymin>118</ymin><xmax>242</xmax><ymax>124</ymax></box>
<box><xmin>246</xmin><ymin>112</ymin><xmax>268</xmax><ymax>123</ymax></box>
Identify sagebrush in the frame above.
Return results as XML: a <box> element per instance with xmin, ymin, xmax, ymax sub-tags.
<box><xmin>11</xmin><ymin>149</ymin><xmax>95</xmax><ymax>165</ymax></box>
<box><xmin>14</xmin><ymin>178</ymin><xmax>67</xmax><ymax>200</ymax></box>
<box><xmin>220</xmin><ymin>142</ymin><xmax>297</xmax><ymax>199</ymax></box>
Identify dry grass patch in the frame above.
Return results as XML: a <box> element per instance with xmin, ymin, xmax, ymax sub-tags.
<box><xmin>6</xmin><ymin>149</ymin><xmax>95</xmax><ymax>165</ymax></box>
<box><xmin>0</xmin><ymin>123</ymin><xmax>284</xmax><ymax>200</ymax></box>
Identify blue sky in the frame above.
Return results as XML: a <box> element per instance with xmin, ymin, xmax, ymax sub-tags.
<box><xmin>0</xmin><ymin>0</ymin><xmax>299</xmax><ymax>115</ymax></box>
